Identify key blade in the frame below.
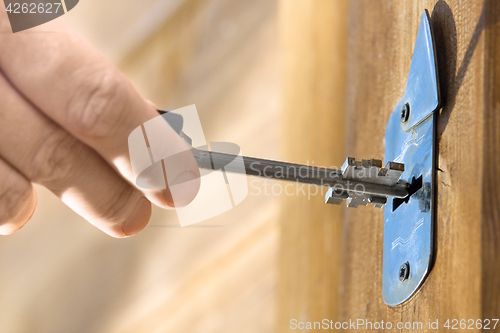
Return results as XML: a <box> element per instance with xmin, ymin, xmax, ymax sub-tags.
<box><xmin>193</xmin><ymin>150</ymin><xmax>408</xmax><ymax>201</ymax></box>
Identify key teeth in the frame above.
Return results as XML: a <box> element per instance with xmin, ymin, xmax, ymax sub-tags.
<box><xmin>325</xmin><ymin>188</ymin><xmax>387</xmax><ymax>209</ymax></box>
<box><xmin>346</xmin><ymin>196</ymin><xmax>368</xmax><ymax>208</ymax></box>
<box><xmin>346</xmin><ymin>197</ymin><xmax>357</xmax><ymax>208</ymax></box>
<box><xmin>368</xmin><ymin>196</ymin><xmax>387</xmax><ymax>208</ymax></box>
<box><xmin>326</xmin><ymin>157</ymin><xmax>403</xmax><ymax>208</ymax></box>
<box><xmin>342</xmin><ymin>158</ymin><xmax>354</xmax><ymax>173</ymax></box>
<box><xmin>325</xmin><ymin>188</ymin><xmax>349</xmax><ymax>205</ymax></box>
<box><xmin>362</xmin><ymin>159</ymin><xmax>382</xmax><ymax>168</ymax></box>
<box><xmin>341</xmin><ymin>157</ymin><xmax>405</xmax><ymax>187</ymax></box>
<box><xmin>326</xmin><ymin>197</ymin><xmax>345</xmax><ymax>205</ymax></box>
<box><xmin>325</xmin><ymin>193</ymin><xmax>345</xmax><ymax>205</ymax></box>
<box><xmin>386</xmin><ymin>161</ymin><xmax>405</xmax><ymax>171</ymax></box>
<box><xmin>378</xmin><ymin>168</ymin><xmax>388</xmax><ymax>177</ymax></box>
<box><xmin>342</xmin><ymin>157</ymin><xmax>386</xmax><ymax>181</ymax></box>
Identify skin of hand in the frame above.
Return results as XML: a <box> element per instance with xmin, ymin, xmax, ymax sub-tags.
<box><xmin>0</xmin><ymin>12</ymin><xmax>201</xmax><ymax>237</ymax></box>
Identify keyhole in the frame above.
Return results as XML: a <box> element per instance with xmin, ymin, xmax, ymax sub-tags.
<box><xmin>392</xmin><ymin>175</ymin><xmax>423</xmax><ymax>212</ymax></box>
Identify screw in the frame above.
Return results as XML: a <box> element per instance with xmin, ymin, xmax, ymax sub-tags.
<box><xmin>399</xmin><ymin>262</ymin><xmax>410</xmax><ymax>281</ymax></box>
<box><xmin>400</xmin><ymin>103</ymin><xmax>410</xmax><ymax>123</ymax></box>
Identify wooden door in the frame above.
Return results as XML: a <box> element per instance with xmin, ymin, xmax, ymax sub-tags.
<box><xmin>277</xmin><ymin>0</ymin><xmax>348</xmax><ymax>330</ymax></box>
<box><xmin>279</xmin><ymin>0</ymin><xmax>500</xmax><ymax>331</ymax></box>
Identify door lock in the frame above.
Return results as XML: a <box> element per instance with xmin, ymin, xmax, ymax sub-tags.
<box><xmin>158</xmin><ymin>8</ymin><xmax>439</xmax><ymax>308</ymax></box>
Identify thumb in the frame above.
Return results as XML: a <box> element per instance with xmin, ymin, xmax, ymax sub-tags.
<box><xmin>128</xmin><ymin>111</ymin><xmax>201</xmax><ymax>209</ymax></box>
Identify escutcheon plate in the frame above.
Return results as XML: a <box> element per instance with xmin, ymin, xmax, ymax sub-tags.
<box><xmin>382</xmin><ymin>10</ymin><xmax>440</xmax><ymax>306</ymax></box>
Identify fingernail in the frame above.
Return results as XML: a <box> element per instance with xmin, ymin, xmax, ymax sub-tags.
<box><xmin>168</xmin><ymin>170</ymin><xmax>200</xmax><ymax>207</ymax></box>
<box><xmin>0</xmin><ymin>186</ymin><xmax>38</xmax><ymax>235</ymax></box>
<box><xmin>122</xmin><ymin>197</ymin><xmax>151</xmax><ymax>236</ymax></box>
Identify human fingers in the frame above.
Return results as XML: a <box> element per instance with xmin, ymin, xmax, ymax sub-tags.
<box><xmin>0</xmin><ymin>157</ymin><xmax>37</xmax><ymax>235</ymax></box>
<box><xmin>0</xmin><ymin>72</ymin><xmax>151</xmax><ymax>237</ymax></box>
<box><xmin>0</xmin><ymin>14</ymin><xmax>200</xmax><ymax>209</ymax></box>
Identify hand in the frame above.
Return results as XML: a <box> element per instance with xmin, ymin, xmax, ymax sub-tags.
<box><xmin>0</xmin><ymin>12</ymin><xmax>200</xmax><ymax>237</ymax></box>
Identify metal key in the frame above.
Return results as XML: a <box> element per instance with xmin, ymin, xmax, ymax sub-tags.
<box><xmin>193</xmin><ymin>150</ymin><xmax>408</xmax><ymax>208</ymax></box>
<box><xmin>157</xmin><ymin>110</ymin><xmax>409</xmax><ymax>208</ymax></box>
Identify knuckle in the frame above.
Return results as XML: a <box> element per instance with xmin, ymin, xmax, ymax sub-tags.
<box><xmin>29</xmin><ymin>129</ymin><xmax>80</xmax><ymax>186</ymax></box>
<box><xmin>0</xmin><ymin>173</ymin><xmax>32</xmax><ymax>224</ymax></box>
<box><xmin>101</xmin><ymin>184</ymin><xmax>136</xmax><ymax>223</ymax></box>
<box><xmin>69</xmin><ymin>68</ymin><xmax>125</xmax><ymax>139</ymax></box>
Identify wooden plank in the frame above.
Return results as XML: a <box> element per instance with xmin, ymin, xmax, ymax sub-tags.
<box><xmin>482</xmin><ymin>0</ymin><xmax>500</xmax><ymax>321</ymax></box>
<box><xmin>117</xmin><ymin>1</ymin><xmax>282</xmax><ymax>332</ymax></box>
<box><xmin>343</xmin><ymin>0</ymin><xmax>500</xmax><ymax>329</ymax></box>
<box><xmin>276</xmin><ymin>0</ymin><xmax>349</xmax><ymax>330</ymax></box>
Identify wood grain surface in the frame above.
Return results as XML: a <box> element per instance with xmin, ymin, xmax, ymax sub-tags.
<box><xmin>343</xmin><ymin>0</ymin><xmax>500</xmax><ymax>330</ymax></box>
<box><xmin>276</xmin><ymin>0</ymin><xmax>348</xmax><ymax>331</ymax></box>
<box><xmin>0</xmin><ymin>0</ymin><xmax>281</xmax><ymax>332</ymax></box>
<box><xmin>2</xmin><ymin>1</ymin><xmax>497</xmax><ymax>332</ymax></box>
<box><xmin>118</xmin><ymin>1</ymin><xmax>281</xmax><ymax>331</ymax></box>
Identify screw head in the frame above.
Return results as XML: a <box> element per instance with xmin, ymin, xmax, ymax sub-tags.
<box><xmin>399</xmin><ymin>262</ymin><xmax>410</xmax><ymax>281</ymax></box>
<box><xmin>400</xmin><ymin>103</ymin><xmax>410</xmax><ymax>123</ymax></box>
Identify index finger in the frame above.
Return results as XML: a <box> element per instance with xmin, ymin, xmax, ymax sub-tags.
<box><xmin>0</xmin><ymin>12</ymin><xmax>200</xmax><ymax>209</ymax></box>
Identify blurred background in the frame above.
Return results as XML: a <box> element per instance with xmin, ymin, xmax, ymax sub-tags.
<box><xmin>0</xmin><ymin>0</ymin><xmax>348</xmax><ymax>332</ymax></box>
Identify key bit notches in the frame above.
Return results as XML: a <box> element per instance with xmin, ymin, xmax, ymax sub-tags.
<box><xmin>157</xmin><ymin>110</ymin><xmax>409</xmax><ymax>205</ymax></box>
<box><xmin>324</xmin><ymin>157</ymin><xmax>406</xmax><ymax>208</ymax></box>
